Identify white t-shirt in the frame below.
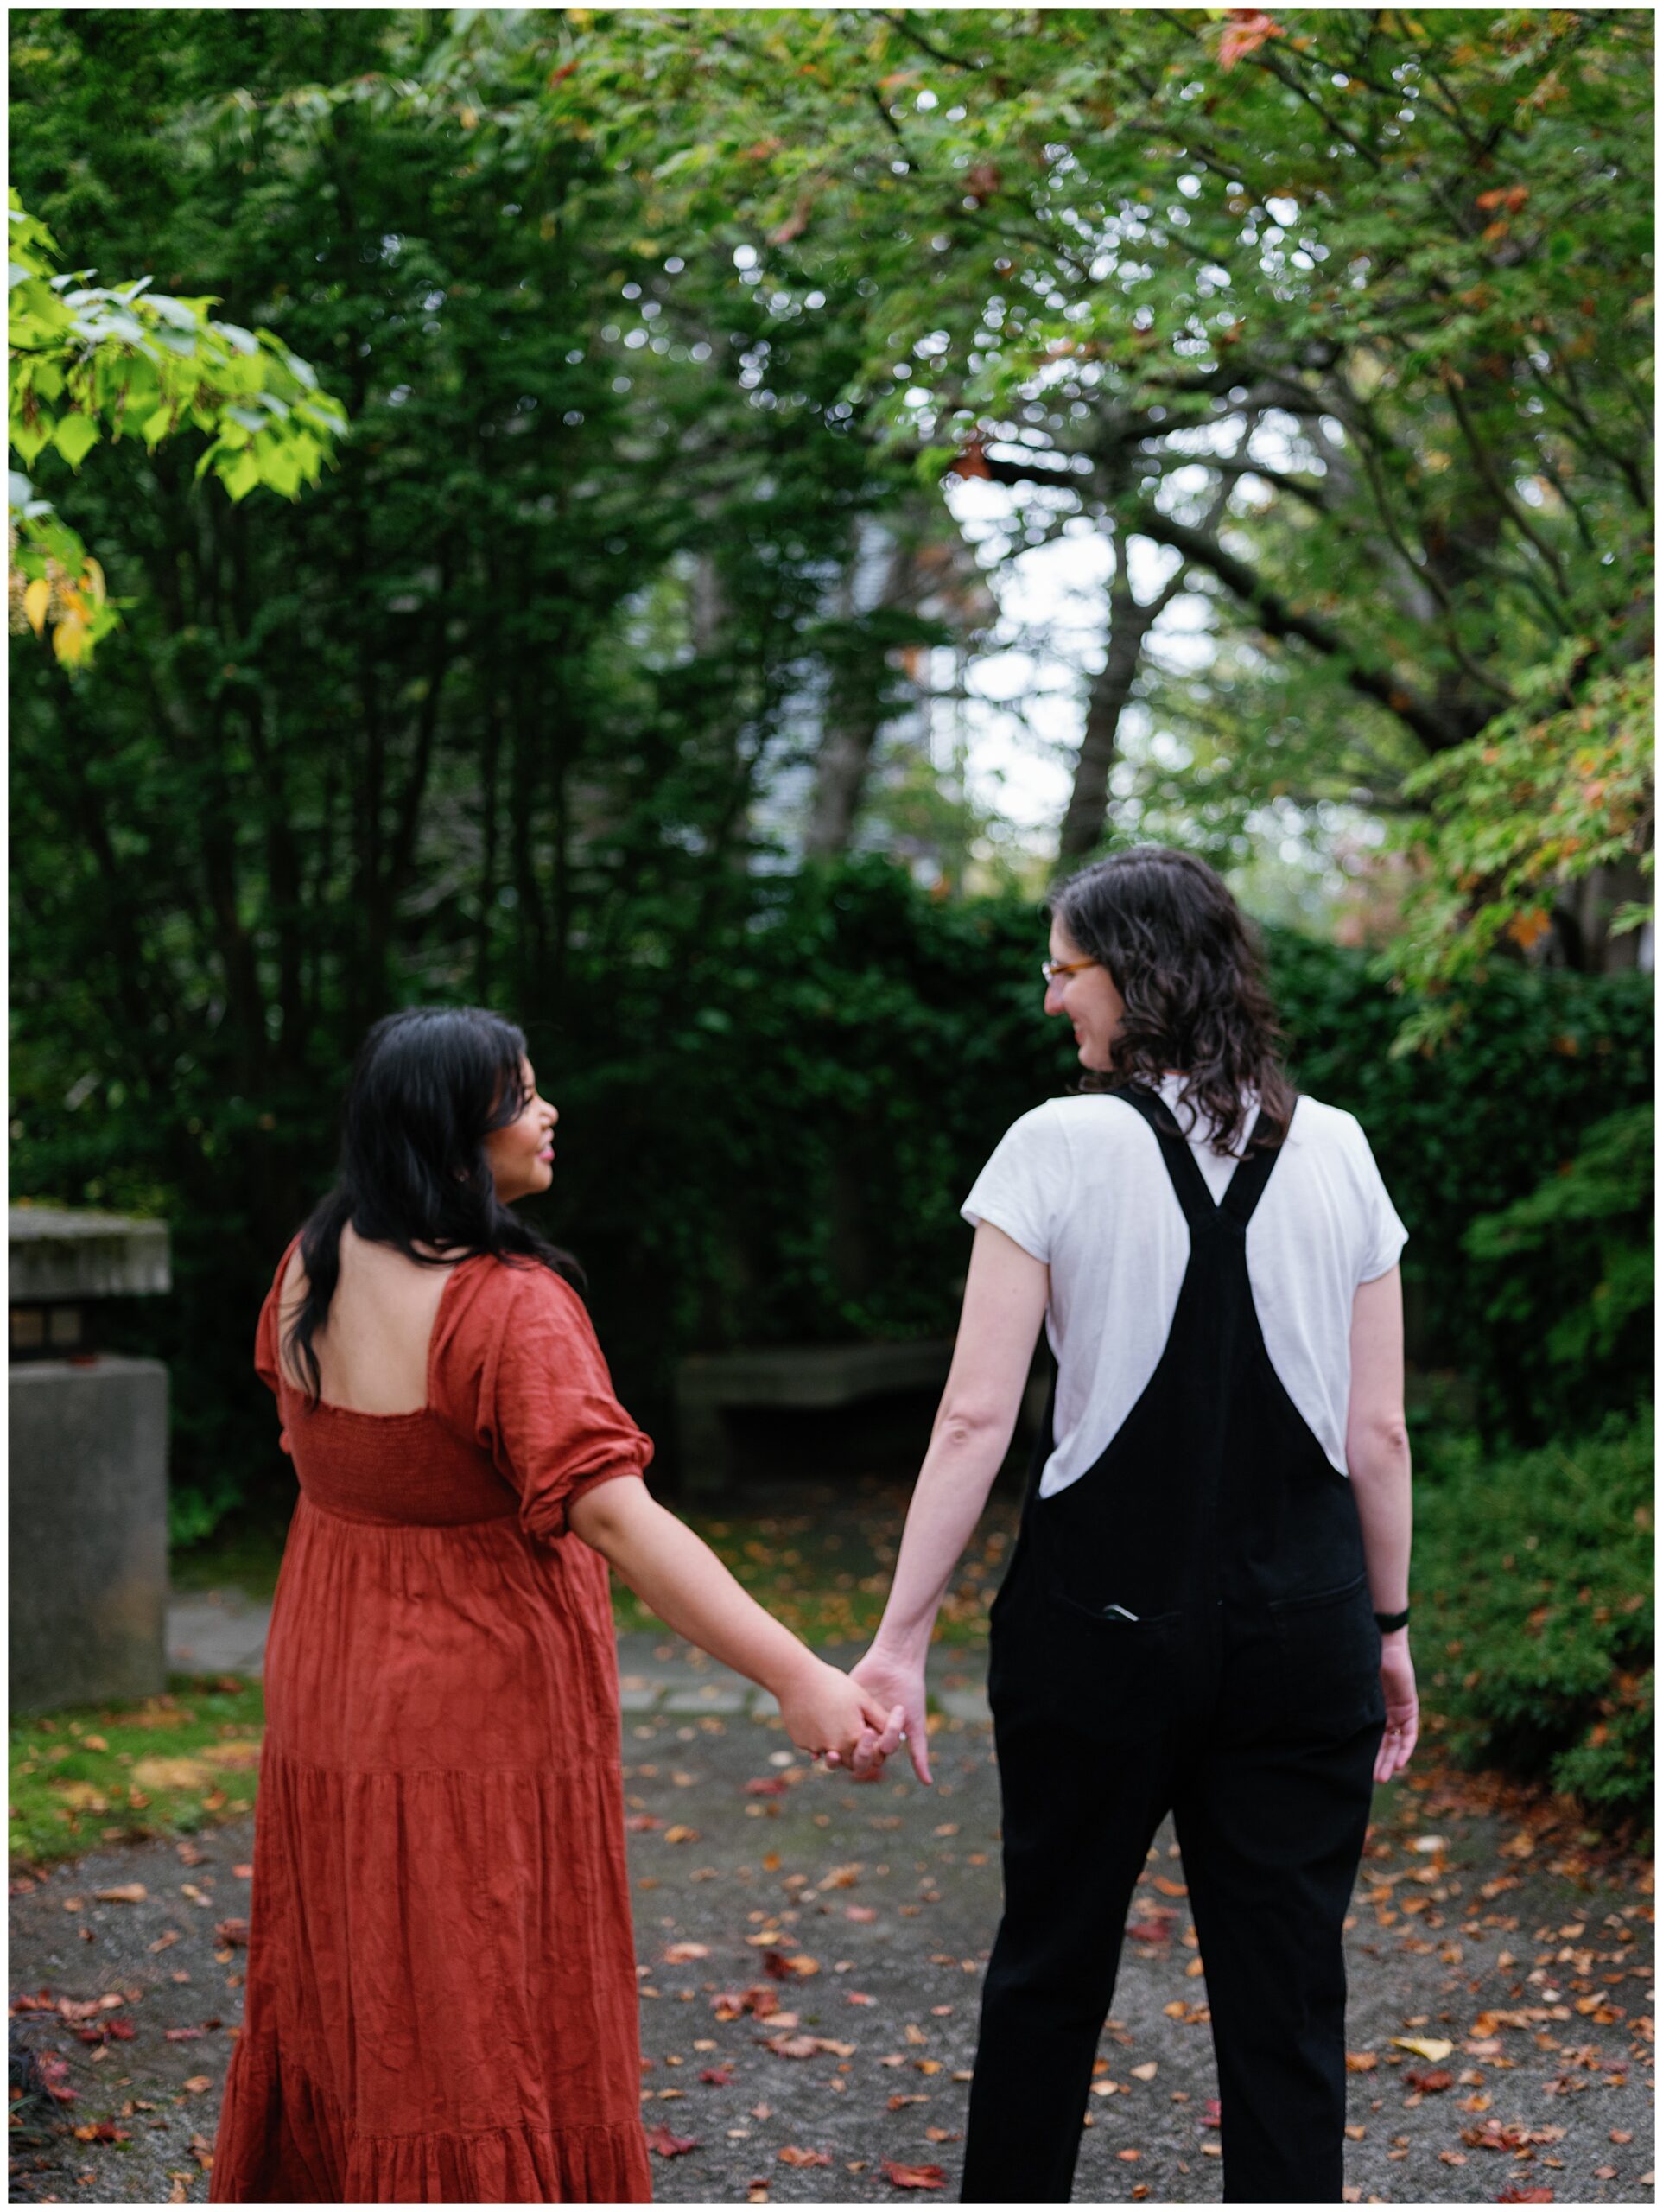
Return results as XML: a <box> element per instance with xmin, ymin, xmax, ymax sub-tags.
<box><xmin>962</xmin><ymin>1076</ymin><xmax>1407</xmax><ymax>1495</ymax></box>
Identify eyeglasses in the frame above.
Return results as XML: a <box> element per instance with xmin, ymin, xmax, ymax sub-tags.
<box><xmin>1040</xmin><ymin>957</ymin><xmax>1098</xmax><ymax>984</ymax></box>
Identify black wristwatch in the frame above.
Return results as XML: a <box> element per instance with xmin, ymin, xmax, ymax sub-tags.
<box><xmin>1374</xmin><ymin>1606</ymin><xmax>1410</xmax><ymax>1634</ymax></box>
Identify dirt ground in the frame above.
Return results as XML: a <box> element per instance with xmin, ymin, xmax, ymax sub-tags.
<box><xmin>10</xmin><ymin>1652</ymin><xmax>1653</xmax><ymax>2205</ymax></box>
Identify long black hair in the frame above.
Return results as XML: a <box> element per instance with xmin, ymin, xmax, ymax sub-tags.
<box><xmin>282</xmin><ymin>1007</ymin><xmax>581</xmax><ymax>1407</ymax></box>
<box><xmin>1050</xmin><ymin>847</ymin><xmax>1296</xmax><ymax>1155</ymax></box>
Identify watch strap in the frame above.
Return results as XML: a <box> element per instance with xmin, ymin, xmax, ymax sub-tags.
<box><xmin>1374</xmin><ymin>1605</ymin><xmax>1410</xmax><ymax>1633</ymax></box>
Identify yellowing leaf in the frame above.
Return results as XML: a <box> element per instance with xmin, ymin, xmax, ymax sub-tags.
<box><xmin>22</xmin><ymin>577</ymin><xmax>50</xmax><ymax>635</ymax></box>
<box><xmin>1390</xmin><ymin>2035</ymin><xmax>1453</xmax><ymax>2062</ymax></box>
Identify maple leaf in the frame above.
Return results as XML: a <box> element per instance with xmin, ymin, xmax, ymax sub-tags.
<box><xmin>882</xmin><ymin>2161</ymin><xmax>946</xmax><ymax>2190</ymax></box>
<box><xmin>644</xmin><ymin>2123</ymin><xmax>700</xmax><ymax>2157</ymax></box>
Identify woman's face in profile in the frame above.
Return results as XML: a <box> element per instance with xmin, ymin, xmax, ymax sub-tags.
<box><xmin>1045</xmin><ymin>920</ymin><xmax>1127</xmax><ymax>1072</ymax></box>
<box><xmin>485</xmin><ymin>1056</ymin><xmax>559</xmax><ymax>1202</ymax></box>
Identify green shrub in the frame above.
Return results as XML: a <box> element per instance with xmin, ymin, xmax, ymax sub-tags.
<box><xmin>1412</xmin><ymin>1405</ymin><xmax>1653</xmax><ymax>1834</ymax></box>
<box><xmin>1463</xmin><ymin>1104</ymin><xmax>1653</xmax><ymax>1443</ymax></box>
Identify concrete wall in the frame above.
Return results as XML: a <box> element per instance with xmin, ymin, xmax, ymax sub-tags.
<box><xmin>10</xmin><ymin>1357</ymin><xmax>169</xmax><ymax>1714</ymax></box>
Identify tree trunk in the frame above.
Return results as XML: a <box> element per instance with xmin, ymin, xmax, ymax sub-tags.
<box><xmin>803</xmin><ymin>535</ymin><xmax>917</xmax><ymax>859</ymax></box>
<box><xmin>1057</xmin><ymin>531</ymin><xmax>1184</xmax><ymax>864</ymax></box>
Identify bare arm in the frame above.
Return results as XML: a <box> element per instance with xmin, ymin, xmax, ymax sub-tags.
<box><xmin>852</xmin><ymin>1222</ymin><xmax>1050</xmax><ymax>1782</ymax></box>
<box><xmin>1345</xmin><ymin>1266</ymin><xmax>1417</xmax><ymax>1780</ymax></box>
<box><xmin>568</xmin><ymin>1478</ymin><xmax>903</xmax><ymax>1764</ymax></box>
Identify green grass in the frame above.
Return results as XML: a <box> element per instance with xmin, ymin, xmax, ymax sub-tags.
<box><xmin>10</xmin><ymin>1675</ymin><xmax>265</xmax><ymax>1871</ymax></box>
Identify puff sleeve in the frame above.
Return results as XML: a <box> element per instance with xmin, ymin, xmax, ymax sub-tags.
<box><xmin>438</xmin><ymin>1260</ymin><xmax>654</xmax><ymax>1542</ymax></box>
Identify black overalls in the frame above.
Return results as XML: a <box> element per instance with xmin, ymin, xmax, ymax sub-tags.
<box><xmin>962</xmin><ymin>1084</ymin><xmax>1386</xmax><ymax>2205</ymax></box>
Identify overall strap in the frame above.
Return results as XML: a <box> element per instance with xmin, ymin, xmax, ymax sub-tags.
<box><xmin>1218</xmin><ymin>1097</ymin><xmax>1298</xmax><ymax>1227</ymax></box>
<box><xmin>1109</xmin><ymin>1083</ymin><xmax>1218</xmax><ymax>1232</ymax></box>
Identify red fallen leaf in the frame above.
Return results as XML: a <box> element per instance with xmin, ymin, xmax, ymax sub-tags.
<box><xmin>166</xmin><ymin>2027</ymin><xmax>207</xmax><ymax>2042</ymax></box>
<box><xmin>644</xmin><ymin>2124</ymin><xmax>699</xmax><ymax>2157</ymax></box>
<box><xmin>1407</xmin><ymin>2067</ymin><xmax>1454</xmax><ymax>2091</ymax></box>
<box><xmin>847</xmin><ymin>1991</ymin><xmax>878</xmax><ymax>2005</ymax></box>
<box><xmin>699</xmin><ymin>2064</ymin><xmax>734</xmax><ymax>2085</ymax></box>
<box><xmin>1200</xmin><ymin>2098</ymin><xmax>1221</xmax><ymax>2129</ymax></box>
<box><xmin>626</xmin><ymin>1814</ymin><xmax>662</xmax><ymax>1832</ymax></box>
<box><xmin>712</xmin><ymin>1986</ymin><xmax>782</xmax><ymax>2022</ymax></box>
<box><xmin>745</xmin><ymin>1777</ymin><xmax>789</xmax><ymax>1796</ymax></box>
<box><xmin>36</xmin><ymin>2055</ymin><xmax>77</xmax><ymax>2103</ymax></box>
<box><xmin>1495</xmin><ymin>2193</ymin><xmax>1553</xmax><ymax>2206</ymax></box>
<box><xmin>10</xmin><ymin>1991</ymin><xmax>56</xmax><ymax>2013</ymax></box>
<box><xmin>72</xmin><ymin>2121</ymin><xmax>130</xmax><ymax>2143</ymax></box>
<box><xmin>778</xmin><ymin>2145</ymin><xmax>832</xmax><ymax>2167</ymax></box>
<box><xmin>846</xmin><ymin>1904</ymin><xmax>878</xmax><ymax>1923</ymax></box>
<box><xmin>1125</xmin><ymin>1912</ymin><xmax>1177</xmax><ymax>1944</ymax></box>
<box><xmin>882</xmin><ymin>2161</ymin><xmax>946</xmax><ymax>2190</ymax></box>
<box><xmin>761</xmin><ymin>2033</ymin><xmax>820</xmax><ymax>2059</ymax></box>
<box><xmin>213</xmin><ymin>1919</ymin><xmax>250</xmax><ymax>1947</ymax></box>
<box><xmin>105</xmin><ymin>2018</ymin><xmax>135</xmax><ymax>2041</ymax></box>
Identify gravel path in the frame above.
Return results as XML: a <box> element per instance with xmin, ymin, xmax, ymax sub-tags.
<box><xmin>10</xmin><ymin>1635</ymin><xmax>1653</xmax><ymax>2204</ymax></box>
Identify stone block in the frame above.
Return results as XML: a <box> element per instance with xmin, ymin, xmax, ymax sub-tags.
<box><xmin>9</xmin><ymin>1209</ymin><xmax>170</xmax><ymax>1302</ymax></box>
<box><xmin>10</xmin><ymin>1357</ymin><xmax>169</xmax><ymax>1713</ymax></box>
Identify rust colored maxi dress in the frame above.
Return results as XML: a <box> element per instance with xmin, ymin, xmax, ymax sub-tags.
<box><xmin>211</xmin><ymin>1239</ymin><xmax>655</xmax><ymax>2204</ymax></box>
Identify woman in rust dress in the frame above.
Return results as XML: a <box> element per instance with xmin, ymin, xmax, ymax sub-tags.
<box><xmin>212</xmin><ymin>1008</ymin><xmax>901</xmax><ymax>2203</ymax></box>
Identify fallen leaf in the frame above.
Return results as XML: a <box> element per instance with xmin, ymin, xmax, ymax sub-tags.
<box><xmin>1117</xmin><ymin>2147</ymin><xmax>1142</xmax><ymax>2161</ymax></box>
<box><xmin>1129</xmin><ymin>2061</ymin><xmax>1158</xmax><ymax>2082</ymax></box>
<box><xmin>846</xmin><ymin>1905</ymin><xmax>878</xmax><ymax>1923</ymax></box>
<box><xmin>663</xmin><ymin>1825</ymin><xmax>700</xmax><ymax>1846</ymax></box>
<box><xmin>181</xmin><ymin>2075</ymin><xmax>213</xmax><ymax>2094</ymax></box>
<box><xmin>778</xmin><ymin>2145</ymin><xmax>832</xmax><ymax>2167</ymax></box>
<box><xmin>80</xmin><ymin>1736</ymin><xmax>109</xmax><ymax>1753</ymax></box>
<box><xmin>819</xmin><ymin>1864</ymin><xmax>862</xmax><ymax>1889</ymax></box>
<box><xmin>1494</xmin><ymin>2192</ymin><xmax>1552</xmax><ymax>2205</ymax></box>
<box><xmin>644</xmin><ymin>2124</ymin><xmax>699</xmax><ymax>2157</ymax></box>
<box><xmin>664</xmin><ymin>1942</ymin><xmax>709</xmax><ymax>1964</ymax></box>
<box><xmin>72</xmin><ymin>2121</ymin><xmax>129</xmax><ymax>2143</ymax></box>
<box><xmin>1344</xmin><ymin>2052</ymin><xmax>1379</xmax><ymax>2072</ymax></box>
<box><xmin>626</xmin><ymin>1815</ymin><xmax>662</xmax><ymax>1832</ymax></box>
<box><xmin>761</xmin><ymin>2033</ymin><xmax>819</xmax><ymax>2059</ymax></box>
<box><xmin>165</xmin><ymin>2027</ymin><xmax>207</xmax><ymax>2042</ymax></box>
<box><xmin>699</xmin><ymin>2065</ymin><xmax>733</xmax><ymax>2085</ymax></box>
<box><xmin>761</xmin><ymin>1950</ymin><xmax>818</xmax><ymax>1981</ymax></box>
<box><xmin>132</xmin><ymin>1758</ymin><xmax>212</xmax><ymax>1792</ymax></box>
<box><xmin>1438</xmin><ymin>2150</ymin><xmax>1468</xmax><ymax>2166</ymax></box>
<box><xmin>1391</xmin><ymin>2036</ymin><xmax>1453</xmax><ymax>2062</ymax></box>
<box><xmin>745</xmin><ymin>1777</ymin><xmax>788</xmax><ymax>1797</ymax></box>
<box><xmin>94</xmin><ymin>1885</ymin><xmax>147</xmax><ymax>1904</ymax></box>
<box><xmin>214</xmin><ymin>1919</ymin><xmax>250</xmax><ymax>1948</ymax></box>
<box><xmin>889</xmin><ymin>2093</ymin><xmax>926</xmax><ymax>2111</ymax></box>
<box><xmin>36</xmin><ymin>2054</ymin><xmax>77</xmax><ymax>2103</ymax></box>
<box><xmin>882</xmin><ymin>2162</ymin><xmax>946</xmax><ymax>2190</ymax></box>
<box><xmin>1152</xmin><ymin>1875</ymin><xmax>1187</xmax><ymax>1897</ymax></box>
<box><xmin>1406</xmin><ymin>2068</ymin><xmax>1453</xmax><ymax>2092</ymax></box>
<box><xmin>232</xmin><ymin>1865</ymin><xmax>252</xmax><ymax>1879</ymax></box>
<box><xmin>847</xmin><ymin>1991</ymin><xmax>878</xmax><ymax>2005</ymax></box>
<box><xmin>148</xmin><ymin>1930</ymin><xmax>181</xmax><ymax>1954</ymax></box>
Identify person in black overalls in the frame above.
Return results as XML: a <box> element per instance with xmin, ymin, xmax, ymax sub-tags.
<box><xmin>847</xmin><ymin>846</ymin><xmax>1416</xmax><ymax>2206</ymax></box>
<box><xmin>963</xmin><ymin>1078</ymin><xmax>1386</xmax><ymax>2203</ymax></box>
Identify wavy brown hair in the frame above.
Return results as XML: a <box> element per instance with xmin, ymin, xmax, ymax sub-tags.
<box><xmin>1050</xmin><ymin>847</ymin><xmax>1295</xmax><ymax>1155</ymax></box>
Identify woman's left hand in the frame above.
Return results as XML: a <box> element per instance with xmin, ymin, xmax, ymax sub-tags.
<box><xmin>844</xmin><ymin>1646</ymin><xmax>932</xmax><ymax>1785</ymax></box>
<box><xmin>1374</xmin><ymin>1631</ymin><xmax>1419</xmax><ymax>1783</ymax></box>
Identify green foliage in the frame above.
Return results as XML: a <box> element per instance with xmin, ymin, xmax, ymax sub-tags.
<box><xmin>1412</xmin><ymin>1408</ymin><xmax>1653</xmax><ymax>1833</ymax></box>
<box><xmin>8</xmin><ymin>189</ymin><xmax>346</xmax><ymax>663</ymax></box>
<box><xmin>1463</xmin><ymin>1106</ymin><xmax>1653</xmax><ymax>1444</ymax></box>
<box><xmin>1387</xmin><ymin>647</ymin><xmax>1654</xmax><ymax>1048</ymax></box>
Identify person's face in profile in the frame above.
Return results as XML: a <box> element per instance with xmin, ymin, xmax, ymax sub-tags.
<box><xmin>1044</xmin><ymin>920</ymin><xmax>1127</xmax><ymax>1073</ymax></box>
<box><xmin>485</xmin><ymin>1056</ymin><xmax>559</xmax><ymax>1202</ymax></box>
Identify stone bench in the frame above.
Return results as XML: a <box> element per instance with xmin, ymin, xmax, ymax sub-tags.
<box><xmin>674</xmin><ymin>1338</ymin><xmax>956</xmax><ymax>1497</ymax></box>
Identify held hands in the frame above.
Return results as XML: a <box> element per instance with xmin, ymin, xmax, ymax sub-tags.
<box><xmin>846</xmin><ymin>1645</ymin><xmax>932</xmax><ymax>1786</ymax></box>
<box><xmin>1374</xmin><ymin>1630</ymin><xmax>1419</xmax><ymax>1784</ymax></box>
<box><xmin>776</xmin><ymin>1655</ymin><xmax>904</xmax><ymax>1775</ymax></box>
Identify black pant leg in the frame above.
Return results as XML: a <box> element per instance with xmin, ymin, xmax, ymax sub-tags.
<box><xmin>962</xmin><ymin>1719</ymin><xmax>1170</xmax><ymax>2205</ymax></box>
<box><xmin>1172</xmin><ymin>1713</ymin><xmax>1380</xmax><ymax>2204</ymax></box>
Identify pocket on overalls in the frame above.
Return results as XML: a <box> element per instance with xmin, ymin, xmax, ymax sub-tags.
<box><xmin>1268</xmin><ymin>1572</ymin><xmax>1386</xmax><ymax>1737</ymax></box>
<box><xmin>989</xmin><ymin>1590</ymin><xmax>1179</xmax><ymax>1746</ymax></box>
